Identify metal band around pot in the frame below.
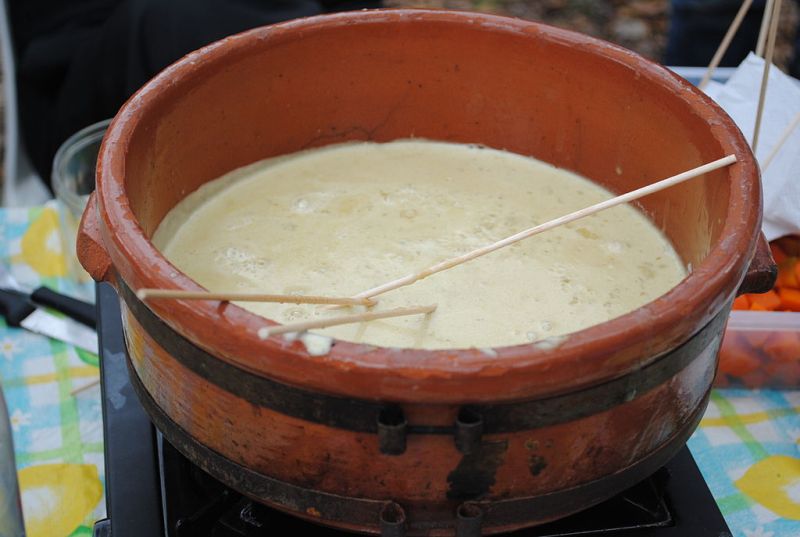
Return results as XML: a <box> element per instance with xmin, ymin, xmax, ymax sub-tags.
<box><xmin>119</xmin><ymin>279</ymin><xmax>726</xmax><ymax>435</ymax></box>
<box><xmin>127</xmin><ymin>355</ymin><xmax>710</xmax><ymax>533</ymax></box>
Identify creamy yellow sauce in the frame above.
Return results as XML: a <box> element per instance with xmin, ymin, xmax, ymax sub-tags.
<box><xmin>154</xmin><ymin>140</ymin><xmax>685</xmax><ymax>350</ymax></box>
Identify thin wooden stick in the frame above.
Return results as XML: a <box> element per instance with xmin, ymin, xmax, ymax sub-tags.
<box><xmin>756</xmin><ymin>0</ymin><xmax>776</xmax><ymax>56</ymax></box>
<box><xmin>700</xmin><ymin>0</ymin><xmax>754</xmax><ymax>90</ymax></box>
<box><xmin>137</xmin><ymin>288</ymin><xmax>375</xmax><ymax>306</ymax></box>
<box><xmin>351</xmin><ymin>155</ymin><xmax>738</xmax><ymax>301</ymax></box>
<box><xmin>259</xmin><ymin>304</ymin><xmax>437</xmax><ymax>338</ymax></box>
<box><xmin>71</xmin><ymin>378</ymin><xmax>100</xmax><ymax>396</ymax></box>
<box><xmin>763</xmin><ymin>111</ymin><xmax>800</xmax><ymax>170</ymax></box>
<box><xmin>752</xmin><ymin>0</ymin><xmax>783</xmax><ymax>152</ymax></box>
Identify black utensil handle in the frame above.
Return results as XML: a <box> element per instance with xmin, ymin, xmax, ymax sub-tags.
<box><xmin>31</xmin><ymin>286</ymin><xmax>97</xmax><ymax>329</ymax></box>
<box><xmin>0</xmin><ymin>289</ymin><xmax>35</xmax><ymax>327</ymax></box>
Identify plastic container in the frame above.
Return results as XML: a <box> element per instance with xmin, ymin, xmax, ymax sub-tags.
<box><xmin>716</xmin><ymin>310</ymin><xmax>800</xmax><ymax>388</ymax></box>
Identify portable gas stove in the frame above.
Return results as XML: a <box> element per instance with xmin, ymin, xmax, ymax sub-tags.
<box><xmin>91</xmin><ymin>283</ymin><xmax>732</xmax><ymax>537</ymax></box>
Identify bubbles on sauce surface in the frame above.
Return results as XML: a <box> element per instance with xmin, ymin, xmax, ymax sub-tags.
<box><xmin>154</xmin><ymin>140</ymin><xmax>686</xmax><ymax>350</ymax></box>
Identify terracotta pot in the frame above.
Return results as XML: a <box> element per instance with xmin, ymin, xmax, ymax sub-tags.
<box><xmin>78</xmin><ymin>9</ymin><xmax>775</xmax><ymax>535</ymax></box>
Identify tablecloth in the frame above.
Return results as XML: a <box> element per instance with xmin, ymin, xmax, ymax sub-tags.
<box><xmin>689</xmin><ymin>390</ymin><xmax>800</xmax><ymax>537</ymax></box>
<box><xmin>0</xmin><ymin>204</ymin><xmax>103</xmax><ymax>537</ymax></box>
<box><xmin>1</xmin><ymin>204</ymin><xmax>800</xmax><ymax>537</ymax></box>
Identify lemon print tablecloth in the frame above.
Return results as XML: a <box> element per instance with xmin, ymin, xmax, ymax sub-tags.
<box><xmin>688</xmin><ymin>390</ymin><xmax>800</xmax><ymax>537</ymax></box>
<box><xmin>0</xmin><ymin>203</ymin><xmax>102</xmax><ymax>537</ymax></box>
<box><xmin>2</xmin><ymin>203</ymin><xmax>800</xmax><ymax>537</ymax></box>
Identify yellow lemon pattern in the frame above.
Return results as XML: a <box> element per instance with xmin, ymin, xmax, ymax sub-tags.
<box><xmin>18</xmin><ymin>464</ymin><xmax>103</xmax><ymax>537</ymax></box>
<box><xmin>16</xmin><ymin>207</ymin><xmax>67</xmax><ymax>277</ymax></box>
<box><xmin>736</xmin><ymin>455</ymin><xmax>800</xmax><ymax>520</ymax></box>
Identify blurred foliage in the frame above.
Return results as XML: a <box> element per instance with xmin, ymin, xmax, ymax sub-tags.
<box><xmin>387</xmin><ymin>0</ymin><xmax>798</xmax><ymax>69</ymax></box>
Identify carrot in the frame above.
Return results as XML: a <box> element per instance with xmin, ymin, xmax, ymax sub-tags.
<box><xmin>749</xmin><ymin>290</ymin><xmax>782</xmax><ymax>310</ymax></box>
<box><xmin>750</xmin><ymin>302</ymin><xmax>768</xmax><ymax>311</ymax></box>
<box><xmin>741</xmin><ymin>368</ymin><xmax>770</xmax><ymax>388</ymax></box>
<box><xmin>771</xmin><ymin>242</ymin><xmax>788</xmax><ymax>264</ymax></box>
<box><xmin>776</xmin><ymin>257</ymin><xmax>799</xmax><ymax>289</ymax></box>
<box><xmin>718</xmin><ymin>345</ymin><xmax>761</xmax><ymax>376</ymax></box>
<box><xmin>795</xmin><ymin>261</ymin><xmax>800</xmax><ymax>290</ymax></box>
<box><xmin>733</xmin><ymin>295</ymin><xmax>751</xmax><ymax>310</ymax></box>
<box><xmin>742</xmin><ymin>329</ymin><xmax>770</xmax><ymax>348</ymax></box>
<box><xmin>764</xmin><ymin>361</ymin><xmax>800</xmax><ymax>386</ymax></box>
<box><xmin>779</xmin><ymin>288</ymin><xmax>800</xmax><ymax>311</ymax></box>
<box><xmin>763</xmin><ymin>332</ymin><xmax>800</xmax><ymax>363</ymax></box>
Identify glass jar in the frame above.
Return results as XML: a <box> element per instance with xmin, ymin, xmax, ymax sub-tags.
<box><xmin>52</xmin><ymin>119</ymin><xmax>111</xmax><ymax>301</ymax></box>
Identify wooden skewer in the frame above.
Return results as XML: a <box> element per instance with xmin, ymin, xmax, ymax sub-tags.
<box><xmin>699</xmin><ymin>0</ymin><xmax>754</xmax><ymax>90</ymax></box>
<box><xmin>137</xmin><ymin>288</ymin><xmax>376</xmax><ymax>306</ymax></box>
<box><xmin>351</xmin><ymin>155</ymin><xmax>738</xmax><ymax>301</ymax></box>
<box><xmin>752</xmin><ymin>0</ymin><xmax>783</xmax><ymax>152</ymax></box>
<box><xmin>756</xmin><ymin>0</ymin><xmax>776</xmax><ymax>56</ymax></box>
<box><xmin>71</xmin><ymin>378</ymin><xmax>100</xmax><ymax>396</ymax></box>
<box><xmin>763</xmin><ymin>111</ymin><xmax>800</xmax><ymax>170</ymax></box>
<box><xmin>259</xmin><ymin>304</ymin><xmax>437</xmax><ymax>338</ymax></box>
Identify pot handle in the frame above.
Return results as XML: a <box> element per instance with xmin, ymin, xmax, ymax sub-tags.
<box><xmin>736</xmin><ymin>232</ymin><xmax>778</xmax><ymax>296</ymax></box>
<box><xmin>77</xmin><ymin>192</ymin><xmax>113</xmax><ymax>282</ymax></box>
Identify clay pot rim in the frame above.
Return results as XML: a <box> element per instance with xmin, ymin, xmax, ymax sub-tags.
<box><xmin>95</xmin><ymin>9</ymin><xmax>759</xmax><ymax>402</ymax></box>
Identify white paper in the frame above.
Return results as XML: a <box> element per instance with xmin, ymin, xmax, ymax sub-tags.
<box><xmin>705</xmin><ymin>53</ymin><xmax>800</xmax><ymax>240</ymax></box>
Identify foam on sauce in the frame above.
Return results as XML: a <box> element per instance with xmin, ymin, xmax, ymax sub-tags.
<box><xmin>154</xmin><ymin>140</ymin><xmax>686</xmax><ymax>350</ymax></box>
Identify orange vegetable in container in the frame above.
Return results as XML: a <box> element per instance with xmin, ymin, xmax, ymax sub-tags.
<box><xmin>749</xmin><ymin>290</ymin><xmax>782</xmax><ymax>310</ymax></box>
<box><xmin>742</xmin><ymin>329</ymin><xmax>770</xmax><ymax>348</ymax></box>
<box><xmin>764</xmin><ymin>361</ymin><xmax>800</xmax><ymax>385</ymax></box>
<box><xmin>732</xmin><ymin>295</ymin><xmax>751</xmax><ymax>310</ymax></box>
<box><xmin>795</xmin><ymin>262</ymin><xmax>800</xmax><ymax>289</ymax></box>
<box><xmin>762</xmin><ymin>332</ymin><xmax>800</xmax><ymax>362</ymax></box>
<box><xmin>717</xmin><ymin>236</ymin><xmax>800</xmax><ymax>389</ymax></box>
<box><xmin>779</xmin><ymin>288</ymin><xmax>800</xmax><ymax>311</ymax></box>
<box><xmin>718</xmin><ymin>343</ymin><xmax>762</xmax><ymax>377</ymax></box>
<box><xmin>771</xmin><ymin>243</ymin><xmax>788</xmax><ymax>264</ymax></box>
<box><xmin>776</xmin><ymin>258</ymin><xmax>799</xmax><ymax>289</ymax></box>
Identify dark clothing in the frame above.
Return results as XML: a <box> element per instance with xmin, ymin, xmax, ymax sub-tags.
<box><xmin>665</xmin><ymin>0</ymin><xmax>800</xmax><ymax>78</ymax></box>
<box><xmin>8</xmin><ymin>0</ymin><xmax>382</xmax><ymax>185</ymax></box>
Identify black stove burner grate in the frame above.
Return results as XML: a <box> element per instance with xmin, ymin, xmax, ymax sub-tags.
<box><xmin>92</xmin><ymin>283</ymin><xmax>732</xmax><ymax>537</ymax></box>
